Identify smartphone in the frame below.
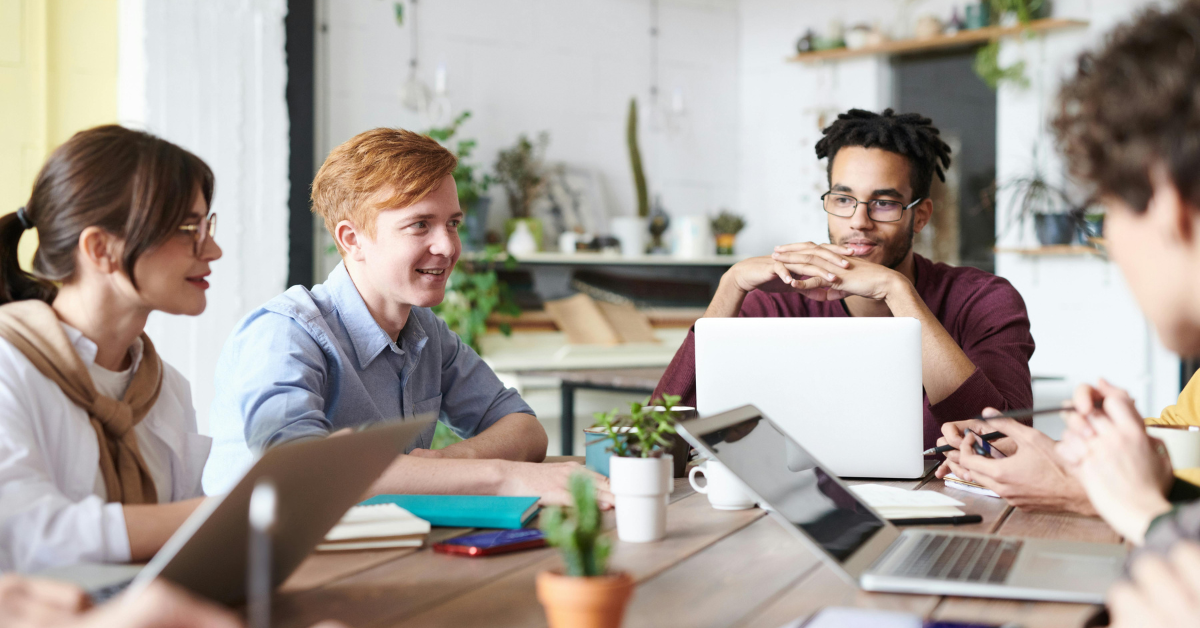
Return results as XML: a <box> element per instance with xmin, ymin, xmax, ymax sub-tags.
<box><xmin>431</xmin><ymin>529</ymin><xmax>546</xmax><ymax>557</ymax></box>
<box><xmin>965</xmin><ymin>429</ymin><xmax>1007</xmax><ymax>459</ymax></box>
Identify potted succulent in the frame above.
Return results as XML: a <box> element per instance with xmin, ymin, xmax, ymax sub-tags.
<box><xmin>710</xmin><ymin>210</ymin><xmax>746</xmax><ymax>255</ymax></box>
<box><xmin>427</xmin><ymin>111</ymin><xmax>493</xmax><ymax>251</ymax></box>
<box><xmin>537</xmin><ymin>473</ymin><xmax>634</xmax><ymax>628</ymax></box>
<box><xmin>494</xmin><ymin>132</ymin><xmax>550</xmax><ymax>253</ymax></box>
<box><xmin>592</xmin><ymin>397</ymin><xmax>681</xmax><ymax>543</ymax></box>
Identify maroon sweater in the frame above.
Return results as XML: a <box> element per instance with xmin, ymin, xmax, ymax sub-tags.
<box><xmin>654</xmin><ymin>254</ymin><xmax>1036</xmax><ymax>450</ymax></box>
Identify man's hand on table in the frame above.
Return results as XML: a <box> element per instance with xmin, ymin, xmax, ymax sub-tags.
<box><xmin>1108</xmin><ymin>541</ymin><xmax>1200</xmax><ymax>628</ymax></box>
<box><xmin>935</xmin><ymin>411</ymin><xmax>1096</xmax><ymax>515</ymax></box>
<box><xmin>497</xmin><ymin>461</ymin><xmax>614</xmax><ymax>510</ymax></box>
<box><xmin>1057</xmin><ymin>380</ymin><xmax>1174</xmax><ymax>544</ymax></box>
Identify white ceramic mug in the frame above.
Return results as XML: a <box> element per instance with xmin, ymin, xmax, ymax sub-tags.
<box><xmin>1147</xmin><ymin>425</ymin><xmax>1200</xmax><ymax>469</ymax></box>
<box><xmin>688</xmin><ymin>460</ymin><xmax>755</xmax><ymax>510</ymax></box>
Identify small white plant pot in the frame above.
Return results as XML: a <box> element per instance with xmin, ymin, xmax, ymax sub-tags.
<box><xmin>608</xmin><ymin>454</ymin><xmax>673</xmax><ymax>543</ymax></box>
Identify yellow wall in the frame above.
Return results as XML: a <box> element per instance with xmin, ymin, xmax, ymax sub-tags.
<box><xmin>0</xmin><ymin>0</ymin><xmax>118</xmax><ymax>264</ymax></box>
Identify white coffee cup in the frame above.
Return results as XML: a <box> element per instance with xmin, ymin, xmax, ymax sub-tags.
<box><xmin>1147</xmin><ymin>425</ymin><xmax>1200</xmax><ymax>469</ymax></box>
<box><xmin>688</xmin><ymin>460</ymin><xmax>755</xmax><ymax>510</ymax></box>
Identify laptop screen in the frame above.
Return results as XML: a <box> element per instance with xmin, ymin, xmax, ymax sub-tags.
<box><xmin>700</xmin><ymin>414</ymin><xmax>886</xmax><ymax>562</ymax></box>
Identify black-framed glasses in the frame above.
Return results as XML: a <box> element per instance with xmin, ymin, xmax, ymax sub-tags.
<box><xmin>177</xmin><ymin>213</ymin><xmax>217</xmax><ymax>256</ymax></box>
<box><xmin>821</xmin><ymin>192</ymin><xmax>923</xmax><ymax>223</ymax></box>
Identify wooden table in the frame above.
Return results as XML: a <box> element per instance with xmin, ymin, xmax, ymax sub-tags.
<box><xmin>273</xmin><ymin>464</ymin><xmax>1119</xmax><ymax>628</ymax></box>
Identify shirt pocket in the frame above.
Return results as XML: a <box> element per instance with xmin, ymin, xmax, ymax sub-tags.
<box><xmin>413</xmin><ymin>394</ymin><xmax>443</xmax><ymax>418</ymax></box>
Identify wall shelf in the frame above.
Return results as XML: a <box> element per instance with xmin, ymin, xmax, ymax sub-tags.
<box><xmin>788</xmin><ymin>18</ymin><xmax>1088</xmax><ymax>64</ymax></box>
<box><xmin>994</xmin><ymin>245</ymin><xmax>1104</xmax><ymax>257</ymax></box>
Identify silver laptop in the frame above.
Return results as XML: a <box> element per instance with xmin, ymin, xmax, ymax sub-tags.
<box><xmin>41</xmin><ymin>417</ymin><xmax>432</xmax><ymax>605</ymax></box>
<box><xmin>677</xmin><ymin>405</ymin><xmax>1126</xmax><ymax>604</ymax></box>
<box><xmin>695</xmin><ymin>317</ymin><xmax>924</xmax><ymax>479</ymax></box>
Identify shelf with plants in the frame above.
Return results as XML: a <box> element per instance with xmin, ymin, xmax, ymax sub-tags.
<box><xmin>788</xmin><ymin>18</ymin><xmax>1087</xmax><ymax>64</ymax></box>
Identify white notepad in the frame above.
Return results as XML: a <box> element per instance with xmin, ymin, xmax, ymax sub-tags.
<box><xmin>321</xmin><ymin>503</ymin><xmax>431</xmax><ymax>545</ymax></box>
<box><xmin>850</xmin><ymin>483</ymin><xmax>966</xmax><ymax>519</ymax></box>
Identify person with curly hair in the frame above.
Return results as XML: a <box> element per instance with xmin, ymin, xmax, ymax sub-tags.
<box><xmin>654</xmin><ymin>108</ymin><xmax>1035</xmax><ymax>452</ymax></box>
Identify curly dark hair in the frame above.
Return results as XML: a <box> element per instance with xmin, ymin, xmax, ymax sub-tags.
<box><xmin>815</xmin><ymin>108</ymin><xmax>952</xmax><ymax>201</ymax></box>
<box><xmin>1054</xmin><ymin>1</ymin><xmax>1200</xmax><ymax>213</ymax></box>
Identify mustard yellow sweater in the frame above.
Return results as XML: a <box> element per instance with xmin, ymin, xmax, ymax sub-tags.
<box><xmin>1146</xmin><ymin>371</ymin><xmax>1200</xmax><ymax>486</ymax></box>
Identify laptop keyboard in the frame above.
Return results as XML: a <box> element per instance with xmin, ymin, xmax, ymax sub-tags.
<box><xmin>883</xmin><ymin>534</ymin><xmax>1023</xmax><ymax>584</ymax></box>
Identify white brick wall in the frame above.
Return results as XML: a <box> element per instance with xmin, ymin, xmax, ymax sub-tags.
<box><xmin>118</xmin><ymin>0</ymin><xmax>291</xmax><ymax>434</ymax></box>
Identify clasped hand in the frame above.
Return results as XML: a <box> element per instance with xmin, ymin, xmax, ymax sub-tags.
<box><xmin>725</xmin><ymin>242</ymin><xmax>901</xmax><ymax>301</ymax></box>
<box><xmin>1056</xmin><ymin>379</ymin><xmax>1174</xmax><ymax>544</ymax></box>
<box><xmin>934</xmin><ymin>412</ymin><xmax>1094</xmax><ymax>514</ymax></box>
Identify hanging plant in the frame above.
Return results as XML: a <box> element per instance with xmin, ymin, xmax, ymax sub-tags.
<box><xmin>972</xmin><ymin>0</ymin><xmax>1046</xmax><ymax>89</ymax></box>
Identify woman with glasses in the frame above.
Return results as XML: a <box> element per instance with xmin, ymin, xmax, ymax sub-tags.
<box><xmin>0</xmin><ymin>125</ymin><xmax>221</xmax><ymax>572</ymax></box>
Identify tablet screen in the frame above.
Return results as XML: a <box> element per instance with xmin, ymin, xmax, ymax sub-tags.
<box><xmin>701</xmin><ymin>415</ymin><xmax>886</xmax><ymax>562</ymax></box>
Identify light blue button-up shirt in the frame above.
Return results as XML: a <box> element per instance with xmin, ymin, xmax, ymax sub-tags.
<box><xmin>202</xmin><ymin>262</ymin><xmax>534</xmax><ymax>494</ymax></box>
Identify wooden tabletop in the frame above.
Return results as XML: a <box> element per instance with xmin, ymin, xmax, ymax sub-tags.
<box><xmin>272</xmin><ymin>466</ymin><xmax>1119</xmax><ymax>628</ymax></box>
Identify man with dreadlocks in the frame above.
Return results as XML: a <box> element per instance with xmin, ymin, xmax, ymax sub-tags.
<box><xmin>655</xmin><ymin>108</ymin><xmax>1035</xmax><ymax>453</ymax></box>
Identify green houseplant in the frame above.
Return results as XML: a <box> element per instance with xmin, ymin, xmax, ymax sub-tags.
<box><xmin>536</xmin><ymin>473</ymin><xmax>634</xmax><ymax>628</ymax></box>
<box><xmin>710</xmin><ymin>210</ymin><xmax>746</xmax><ymax>255</ymax></box>
<box><xmin>427</xmin><ymin>111</ymin><xmax>493</xmax><ymax>250</ymax></box>
<box><xmin>430</xmin><ymin>248</ymin><xmax>520</xmax><ymax>449</ymax></box>
<box><xmin>972</xmin><ymin>0</ymin><xmax>1048</xmax><ymax>89</ymax></box>
<box><xmin>494</xmin><ymin>133</ymin><xmax>550</xmax><ymax>251</ymax></box>
<box><xmin>594</xmin><ymin>396</ymin><xmax>682</xmax><ymax>543</ymax></box>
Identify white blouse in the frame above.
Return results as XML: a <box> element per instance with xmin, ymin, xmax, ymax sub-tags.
<box><xmin>0</xmin><ymin>324</ymin><xmax>210</xmax><ymax>573</ymax></box>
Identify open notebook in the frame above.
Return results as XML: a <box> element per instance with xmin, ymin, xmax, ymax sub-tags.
<box><xmin>849</xmin><ymin>483</ymin><xmax>966</xmax><ymax>519</ymax></box>
<box><xmin>318</xmin><ymin>503</ymin><xmax>432</xmax><ymax>552</ymax></box>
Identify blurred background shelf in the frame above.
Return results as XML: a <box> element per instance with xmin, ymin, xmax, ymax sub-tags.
<box><xmin>994</xmin><ymin>245</ymin><xmax>1105</xmax><ymax>256</ymax></box>
<box><xmin>789</xmin><ymin>18</ymin><xmax>1089</xmax><ymax>63</ymax></box>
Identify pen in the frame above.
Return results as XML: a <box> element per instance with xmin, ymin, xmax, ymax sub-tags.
<box><xmin>890</xmin><ymin>514</ymin><xmax>983</xmax><ymax>526</ymax></box>
<box><xmin>922</xmin><ymin>402</ymin><xmax>1100</xmax><ymax>455</ymax></box>
<box><xmin>923</xmin><ymin>430</ymin><xmax>1005</xmax><ymax>456</ymax></box>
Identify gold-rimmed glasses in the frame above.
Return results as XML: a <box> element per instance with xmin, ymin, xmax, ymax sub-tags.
<box><xmin>178</xmin><ymin>213</ymin><xmax>217</xmax><ymax>256</ymax></box>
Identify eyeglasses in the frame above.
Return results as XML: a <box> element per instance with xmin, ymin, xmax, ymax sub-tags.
<box><xmin>821</xmin><ymin>192</ymin><xmax>923</xmax><ymax>223</ymax></box>
<box><xmin>177</xmin><ymin>213</ymin><xmax>217</xmax><ymax>256</ymax></box>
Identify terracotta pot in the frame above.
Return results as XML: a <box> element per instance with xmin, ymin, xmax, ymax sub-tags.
<box><xmin>536</xmin><ymin>571</ymin><xmax>635</xmax><ymax>628</ymax></box>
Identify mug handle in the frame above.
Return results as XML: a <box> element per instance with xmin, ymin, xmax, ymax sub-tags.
<box><xmin>688</xmin><ymin>464</ymin><xmax>708</xmax><ymax>494</ymax></box>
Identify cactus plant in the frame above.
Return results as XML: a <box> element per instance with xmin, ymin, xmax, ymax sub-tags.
<box><xmin>627</xmin><ymin>98</ymin><xmax>649</xmax><ymax>218</ymax></box>
<box><xmin>540</xmin><ymin>473</ymin><xmax>610</xmax><ymax>577</ymax></box>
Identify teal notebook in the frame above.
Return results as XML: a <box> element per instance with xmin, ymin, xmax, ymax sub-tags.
<box><xmin>359</xmin><ymin>495</ymin><xmax>540</xmax><ymax>529</ymax></box>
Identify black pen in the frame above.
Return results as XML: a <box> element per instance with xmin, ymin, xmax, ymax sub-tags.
<box><xmin>923</xmin><ymin>430</ymin><xmax>1005</xmax><ymax>456</ymax></box>
<box><xmin>890</xmin><ymin>514</ymin><xmax>983</xmax><ymax>526</ymax></box>
<box><xmin>922</xmin><ymin>402</ymin><xmax>1099</xmax><ymax>455</ymax></box>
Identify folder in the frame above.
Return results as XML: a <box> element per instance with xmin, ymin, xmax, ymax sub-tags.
<box><xmin>359</xmin><ymin>495</ymin><xmax>540</xmax><ymax>529</ymax></box>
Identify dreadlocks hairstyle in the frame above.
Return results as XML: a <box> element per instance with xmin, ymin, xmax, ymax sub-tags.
<box><xmin>815</xmin><ymin>108</ymin><xmax>952</xmax><ymax>201</ymax></box>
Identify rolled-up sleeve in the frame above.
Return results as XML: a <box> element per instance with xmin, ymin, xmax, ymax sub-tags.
<box><xmin>431</xmin><ymin>315</ymin><xmax>533</xmax><ymax>439</ymax></box>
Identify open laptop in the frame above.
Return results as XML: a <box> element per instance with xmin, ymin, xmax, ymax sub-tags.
<box><xmin>677</xmin><ymin>405</ymin><xmax>1126</xmax><ymax>603</ymax></box>
<box><xmin>41</xmin><ymin>416</ymin><xmax>433</xmax><ymax>605</ymax></box>
<box><xmin>695</xmin><ymin>317</ymin><xmax>924</xmax><ymax>479</ymax></box>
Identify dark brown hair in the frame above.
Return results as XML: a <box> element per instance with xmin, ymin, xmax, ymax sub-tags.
<box><xmin>815</xmin><ymin>108</ymin><xmax>952</xmax><ymax>200</ymax></box>
<box><xmin>1054</xmin><ymin>1</ymin><xmax>1200</xmax><ymax>213</ymax></box>
<box><xmin>1</xmin><ymin>125</ymin><xmax>214</xmax><ymax>304</ymax></box>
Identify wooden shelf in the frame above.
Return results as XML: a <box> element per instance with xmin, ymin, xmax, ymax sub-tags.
<box><xmin>464</xmin><ymin>251</ymin><xmax>742</xmax><ymax>267</ymax></box>
<box><xmin>788</xmin><ymin>18</ymin><xmax>1088</xmax><ymax>64</ymax></box>
<box><xmin>994</xmin><ymin>245</ymin><xmax>1104</xmax><ymax>257</ymax></box>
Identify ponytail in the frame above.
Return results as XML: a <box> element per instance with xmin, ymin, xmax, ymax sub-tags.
<box><xmin>0</xmin><ymin>210</ymin><xmax>56</xmax><ymax>306</ymax></box>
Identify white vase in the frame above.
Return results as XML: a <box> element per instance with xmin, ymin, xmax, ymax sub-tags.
<box><xmin>672</xmin><ymin>215</ymin><xmax>712</xmax><ymax>260</ymax></box>
<box><xmin>507</xmin><ymin>220</ymin><xmax>537</xmax><ymax>255</ymax></box>
<box><xmin>608</xmin><ymin>454</ymin><xmax>673</xmax><ymax>543</ymax></box>
<box><xmin>610</xmin><ymin>216</ymin><xmax>648</xmax><ymax>258</ymax></box>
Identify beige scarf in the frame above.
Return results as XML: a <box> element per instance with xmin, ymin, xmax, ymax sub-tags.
<box><xmin>0</xmin><ymin>300</ymin><xmax>163</xmax><ymax>504</ymax></box>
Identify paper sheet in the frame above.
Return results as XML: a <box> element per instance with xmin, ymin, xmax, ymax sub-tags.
<box><xmin>850</xmin><ymin>483</ymin><xmax>966</xmax><ymax>519</ymax></box>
